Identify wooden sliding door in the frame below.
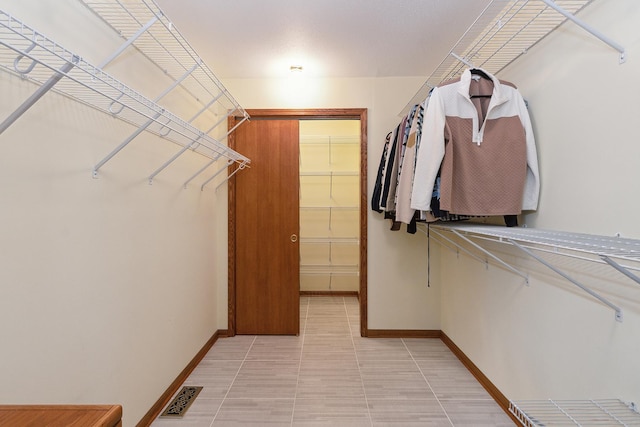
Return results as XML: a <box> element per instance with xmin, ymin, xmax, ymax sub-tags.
<box><xmin>231</xmin><ymin>118</ymin><xmax>300</xmax><ymax>335</ymax></box>
<box><xmin>228</xmin><ymin>109</ymin><xmax>368</xmax><ymax>337</ymax></box>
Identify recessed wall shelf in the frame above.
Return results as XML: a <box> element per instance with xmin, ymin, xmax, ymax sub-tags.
<box><xmin>0</xmin><ymin>5</ymin><xmax>250</xmax><ymax>188</ymax></box>
<box><xmin>427</xmin><ymin>223</ymin><xmax>640</xmax><ymax>322</ymax></box>
<box><xmin>401</xmin><ymin>0</ymin><xmax>625</xmax><ymax>115</ymax></box>
<box><xmin>299</xmin><ymin>135</ymin><xmax>360</xmax><ymax>145</ymax></box>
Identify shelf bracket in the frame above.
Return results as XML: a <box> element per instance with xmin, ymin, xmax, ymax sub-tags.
<box><xmin>98</xmin><ymin>14</ymin><xmax>161</xmax><ymax>69</ymax></box>
<box><xmin>206</xmin><ymin>109</ymin><xmax>235</xmax><ymax>134</ymax></box>
<box><xmin>215</xmin><ymin>161</ymin><xmax>248</xmax><ymax>190</ymax></box>
<box><xmin>200</xmin><ymin>159</ymin><xmax>234</xmax><ymax>191</ymax></box>
<box><xmin>182</xmin><ymin>152</ymin><xmax>223</xmax><ymax>189</ymax></box>
<box><xmin>430</xmin><ymin>228</ymin><xmax>487</xmax><ymax>266</ymax></box>
<box><xmin>150</xmin><ymin>113</ymin><xmax>248</xmax><ymax>184</ymax></box>
<box><xmin>450</xmin><ymin>52</ymin><xmax>475</xmax><ymax>68</ymax></box>
<box><xmin>224</xmin><ymin>115</ymin><xmax>249</xmax><ymax>137</ymax></box>
<box><xmin>187</xmin><ymin>90</ymin><xmax>227</xmax><ymax>123</ymax></box>
<box><xmin>0</xmin><ymin>55</ymin><xmax>79</xmax><ymax>136</ymax></box>
<box><xmin>153</xmin><ymin>61</ymin><xmax>200</xmax><ymax>103</ymax></box>
<box><xmin>148</xmin><ymin>138</ymin><xmax>201</xmax><ymax>185</ymax></box>
<box><xmin>509</xmin><ymin>239</ymin><xmax>623</xmax><ymax>322</ymax></box>
<box><xmin>600</xmin><ymin>255</ymin><xmax>640</xmax><ymax>287</ymax></box>
<box><xmin>540</xmin><ymin>0</ymin><xmax>626</xmax><ymax>63</ymax></box>
<box><xmin>452</xmin><ymin>230</ymin><xmax>530</xmax><ymax>284</ymax></box>
<box><xmin>93</xmin><ymin>110</ymin><xmax>163</xmax><ymax>177</ymax></box>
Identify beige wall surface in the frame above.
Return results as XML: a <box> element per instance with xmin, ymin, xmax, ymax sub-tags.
<box><xmin>436</xmin><ymin>0</ymin><xmax>640</xmax><ymax>408</ymax></box>
<box><xmin>0</xmin><ymin>1</ymin><xmax>230</xmax><ymax>425</ymax></box>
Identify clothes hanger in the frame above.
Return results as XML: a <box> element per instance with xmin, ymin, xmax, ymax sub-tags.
<box><xmin>469</xmin><ymin>68</ymin><xmax>493</xmax><ymax>98</ymax></box>
<box><xmin>469</xmin><ymin>68</ymin><xmax>492</xmax><ymax>81</ymax></box>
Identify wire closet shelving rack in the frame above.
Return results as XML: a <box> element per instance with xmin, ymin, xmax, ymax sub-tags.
<box><xmin>400</xmin><ymin>0</ymin><xmax>625</xmax><ymax>115</ymax></box>
<box><xmin>403</xmin><ymin>0</ymin><xmax>636</xmax><ymax>425</ymax></box>
<box><xmin>0</xmin><ymin>0</ymin><xmax>250</xmax><ymax>189</ymax></box>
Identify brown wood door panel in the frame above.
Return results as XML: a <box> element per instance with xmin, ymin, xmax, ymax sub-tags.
<box><xmin>233</xmin><ymin>119</ymin><xmax>300</xmax><ymax>335</ymax></box>
<box><xmin>229</xmin><ymin>108</ymin><xmax>368</xmax><ymax>337</ymax></box>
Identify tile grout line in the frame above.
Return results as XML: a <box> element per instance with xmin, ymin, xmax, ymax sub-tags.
<box><xmin>402</xmin><ymin>338</ymin><xmax>455</xmax><ymax>427</ymax></box>
<box><xmin>346</xmin><ymin>296</ymin><xmax>374</xmax><ymax>427</ymax></box>
<box><xmin>290</xmin><ymin>296</ymin><xmax>310</xmax><ymax>426</ymax></box>
<box><xmin>207</xmin><ymin>335</ymin><xmax>258</xmax><ymax>427</ymax></box>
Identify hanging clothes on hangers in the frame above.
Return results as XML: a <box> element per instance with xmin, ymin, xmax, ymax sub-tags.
<box><xmin>411</xmin><ymin>67</ymin><xmax>540</xmax><ymax>221</ymax></box>
<box><xmin>371</xmin><ymin>131</ymin><xmax>392</xmax><ymax>213</ymax></box>
<box><xmin>395</xmin><ymin>100</ymin><xmax>424</xmax><ymax>225</ymax></box>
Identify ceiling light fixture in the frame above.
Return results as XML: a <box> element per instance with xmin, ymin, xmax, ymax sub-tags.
<box><xmin>289</xmin><ymin>65</ymin><xmax>304</xmax><ymax>73</ymax></box>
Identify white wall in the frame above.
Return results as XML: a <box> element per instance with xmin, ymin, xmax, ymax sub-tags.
<box><xmin>223</xmin><ymin>76</ymin><xmax>440</xmax><ymax>330</ymax></box>
<box><xmin>0</xmin><ymin>1</ymin><xmax>229</xmax><ymax>425</ymax></box>
<box><xmin>436</xmin><ymin>0</ymin><xmax>640</xmax><ymax>407</ymax></box>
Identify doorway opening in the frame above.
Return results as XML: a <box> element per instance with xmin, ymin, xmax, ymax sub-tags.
<box><xmin>227</xmin><ymin>109</ymin><xmax>368</xmax><ymax>337</ymax></box>
<box><xmin>299</xmin><ymin>120</ymin><xmax>360</xmax><ymax>295</ymax></box>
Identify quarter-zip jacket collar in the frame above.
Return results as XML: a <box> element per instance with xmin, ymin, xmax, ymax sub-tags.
<box><xmin>458</xmin><ymin>68</ymin><xmax>508</xmax><ymax>145</ymax></box>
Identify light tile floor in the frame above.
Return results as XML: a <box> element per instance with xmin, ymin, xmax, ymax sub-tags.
<box><xmin>151</xmin><ymin>296</ymin><xmax>514</xmax><ymax>426</ymax></box>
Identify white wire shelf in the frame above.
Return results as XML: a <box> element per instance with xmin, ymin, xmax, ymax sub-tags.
<box><xmin>510</xmin><ymin>399</ymin><xmax>640</xmax><ymax>426</ymax></box>
<box><xmin>79</xmin><ymin>0</ymin><xmax>248</xmax><ymax>125</ymax></box>
<box><xmin>401</xmin><ymin>0</ymin><xmax>622</xmax><ymax>115</ymax></box>
<box><xmin>432</xmin><ymin>223</ymin><xmax>640</xmax><ymax>264</ymax></box>
<box><xmin>428</xmin><ymin>223</ymin><xmax>640</xmax><ymax>322</ymax></box>
<box><xmin>0</xmin><ymin>8</ymin><xmax>249</xmax><ymax>187</ymax></box>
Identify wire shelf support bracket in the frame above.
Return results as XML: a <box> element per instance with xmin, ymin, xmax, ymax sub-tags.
<box><xmin>453</xmin><ymin>229</ymin><xmax>530</xmax><ymax>284</ymax></box>
<box><xmin>93</xmin><ymin>110</ymin><xmax>163</xmax><ymax>178</ymax></box>
<box><xmin>0</xmin><ymin>51</ymin><xmax>79</xmax><ymax>135</ymax></box>
<box><xmin>509</xmin><ymin>239</ymin><xmax>623</xmax><ymax>322</ymax></box>
<box><xmin>97</xmin><ymin>14</ymin><xmax>161</xmax><ymax>69</ymax></box>
<box><xmin>539</xmin><ymin>0</ymin><xmax>626</xmax><ymax>64</ymax></box>
<box><xmin>427</xmin><ymin>226</ymin><xmax>492</xmax><ymax>268</ymax></box>
<box><xmin>428</xmin><ymin>223</ymin><xmax>640</xmax><ymax>323</ymax></box>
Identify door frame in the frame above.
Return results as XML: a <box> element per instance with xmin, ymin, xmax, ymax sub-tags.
<box><xmin>227</xmin><ymin>108</ymin><xmax>368</xmax><ymax>337</ymax></box>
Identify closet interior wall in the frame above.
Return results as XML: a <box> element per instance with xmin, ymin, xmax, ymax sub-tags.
<box><xmin>0</xmin><ymin>1</ymin><xmax>247</xmax><ymax>425</ymax></box>
<box><xmin>420</xmin><ymin>0</ymin><xmax>640</xmax><ymax>418</ymax></box>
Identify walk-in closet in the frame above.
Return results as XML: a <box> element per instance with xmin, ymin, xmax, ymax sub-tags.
<box><xmin>1</xmin><ymin>0</ymin><xmax>639</xmax><ymax>426</ymax></box>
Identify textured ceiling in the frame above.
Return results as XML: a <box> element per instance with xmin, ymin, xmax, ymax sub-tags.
<box><xmin>154</xmin><ymin>0</ymin><xmax>494</xmax><ymax>79</ymax></box>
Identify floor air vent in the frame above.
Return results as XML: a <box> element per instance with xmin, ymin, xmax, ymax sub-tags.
<box><xmin>160</xmin><ymin>386</ymin><xmax>203</xmax><ymax>418</ymax></box>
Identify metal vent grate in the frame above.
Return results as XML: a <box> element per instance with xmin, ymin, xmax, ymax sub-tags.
<box><xmin>160</xmin><ymin>386</ymin><xmax>203</xmax><ymax>418</ymax></box>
